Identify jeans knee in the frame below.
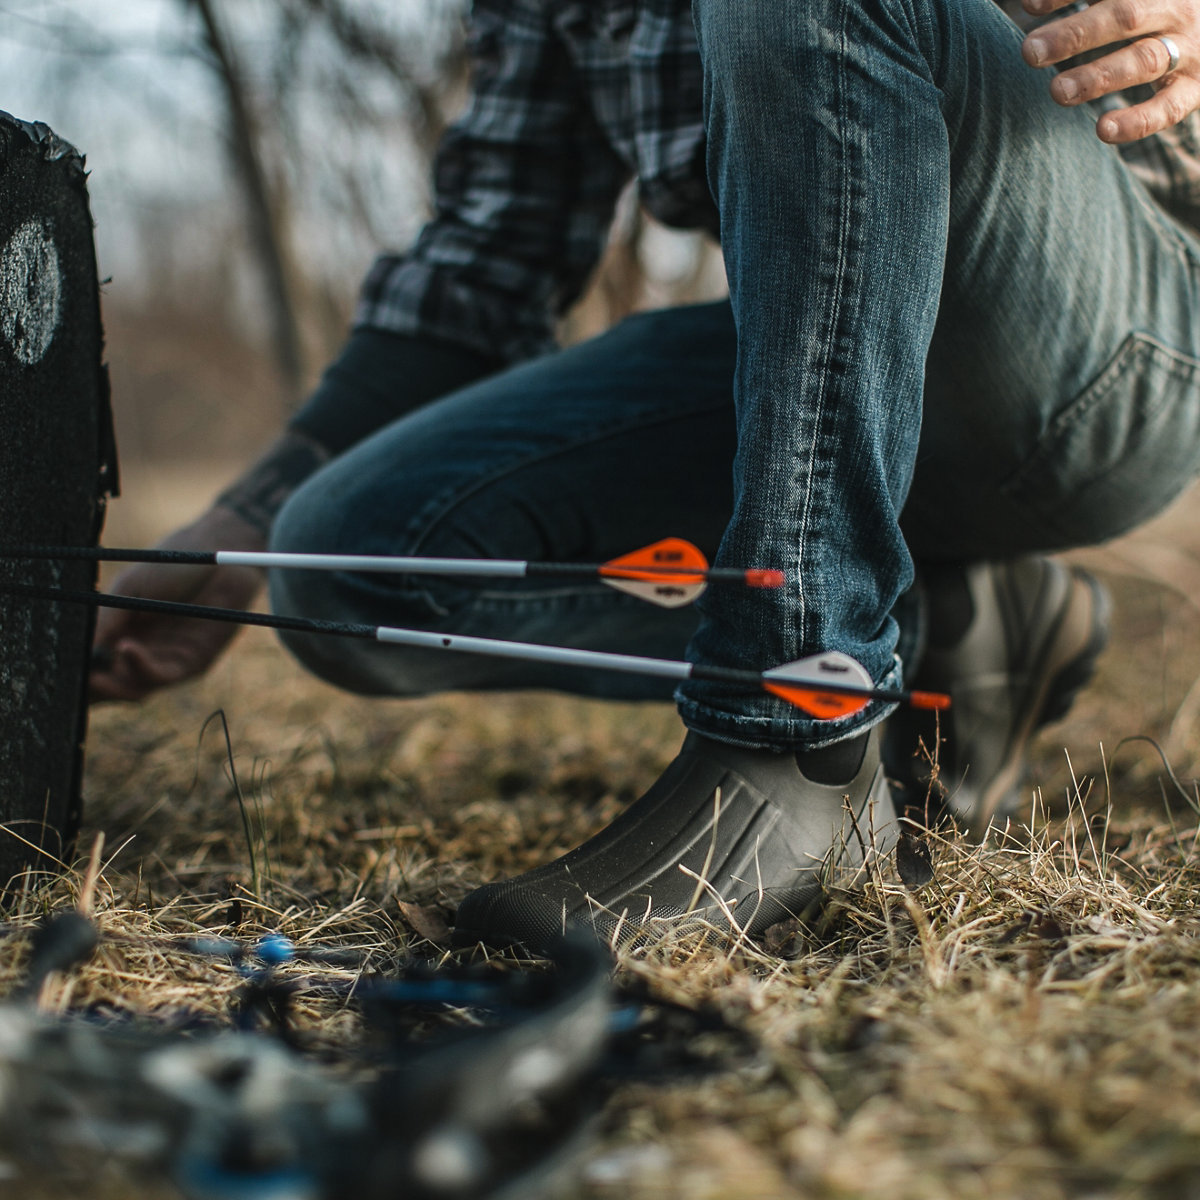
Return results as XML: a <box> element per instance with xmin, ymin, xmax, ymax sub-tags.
<box><xmin>274</xmin><ymin>607</ymin><xmax>535</xmax><ymax>698</ymax></box>
<box><xmin>695</xmin><ymin>0</ymin><xmax>784</xmax><ymax>69</ymax></box>
<box><xmin>268</xmin><ymin>482</ymin><xmax>480</xmax><ymax>695</ymax></box>
<box><xmin>270</xmin><ymin>455</ymin><xmax>468</xmax><ymax>617</ymax></box>
<box><xmin>695</xmin><ymin>0</ymin><xmax>923</xmax><ymax>77</ymax></box>
<box><xmin>693</xmin><ymin>0</ymin><xmax>827</xmax><ymax>67</ymax></box>
<box><xmin>272</xmin><ymin>622</ymin><xmax>450</xmax><ymax>698</ymax></box>
<box><xmin>269</xmin><ymin>470</ymin><xmax>332</xmax><ymax>566</ymax></box>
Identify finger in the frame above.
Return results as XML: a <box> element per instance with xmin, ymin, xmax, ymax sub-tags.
<box><xmin>127</xmin><ymin>639</ymin><xmax>213</xmax><ymax>691</ymax></box>
<box><xmin>93</xmin><ymin>603</ymin><xmax>135</xmax><ymax>646</ymax></box>
<box><xmin>89</xmin><ymin>667</ymin><xmax>146</xmax><ymax>704</ymax></box>
<box><xmin>88</xmin><ymin>644</ymin><xmax>177</xmax><ymax>703</ymax></box>
<box><xmin>89</xmin><ymin>645</ymin><xmax>158</xmax><ymax>703</ymax></box>
<box><xmin>1022</xmin><ymin>2</ymin><xmax>1175</xmax><ymax>69</ymax></box>
<box><xmin>1048</xmin><ymin>36</ymin><xmax>1179</xmax><ymax>104</ymax></box>
<box><xmin>1021</xmin><ymin>0</ymin><xmax>1088</xmax><ymax>14</ymax></box>
<box><xmin>1096</xmin><ymin>75</ymin><xmax>1200</xmax><ymax>140</ymax></box>
<box><xmin>88</xmin><ymin>634</ymin><xmax>213</xmax><ymax>704</ymax></box>
<box><xmin>89</xmin><ymin>665</ymin><xmax>127</xmax><ymax>703</ymax></box>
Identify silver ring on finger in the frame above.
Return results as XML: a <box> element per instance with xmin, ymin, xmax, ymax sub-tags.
<box><xmin>1157</xmin><ymin>34</ymin><xmax>1182</xmax><ymax>76</ymax></box>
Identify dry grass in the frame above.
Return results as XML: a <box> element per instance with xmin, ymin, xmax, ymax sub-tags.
<box><xmin>7</xmin><ymin>479</ymin><xmax>1200</xmax><ymax>1197</ymax></box>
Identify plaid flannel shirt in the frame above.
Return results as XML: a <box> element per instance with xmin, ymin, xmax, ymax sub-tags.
<box><xmin>355</xmin><ymin>0</ymin><xmax>1200</xmax><ymax>365</ymax></box>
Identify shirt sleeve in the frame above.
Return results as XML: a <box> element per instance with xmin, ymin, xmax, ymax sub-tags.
<box><xmin>353</xmin><ymin>0</ymin><xmax>633</xmax><ymax>364</ymax></box>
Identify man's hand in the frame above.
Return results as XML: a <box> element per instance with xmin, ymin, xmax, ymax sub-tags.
<box><xmin>89</xmin><ymin>506</ymin><xmax>267</xmax><ymax>703</ymax></box>
<box><xmin>1021</xmin><ymin>0</ymin><xmax>1200</xmax><ymax>142</ymax></box>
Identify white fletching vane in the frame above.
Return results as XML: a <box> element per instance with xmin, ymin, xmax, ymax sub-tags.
<box><xmin>601</xmin><ymin>577</ymin><xmax>706</xmax><ymax>608</ymax></box>
<box><xmin>762</xmin><ymin>651</ymin><xmax>875</xmax><ymax>691</ymax></box>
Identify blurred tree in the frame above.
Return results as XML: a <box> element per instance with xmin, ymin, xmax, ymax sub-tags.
<box><xmin>0</xmin><ymin>0</ymin><xmax>723</xmax><ymax>465</ymax></box>
<box><xmin>187</xmin><ymin>0</ymin><xmax>307</xmax><ymax>405</ymax></box>
<box><xmin>0</xmin><ymin>0</ymin><xmax>470</xmax><ymax>436</ymax></box>
<box><xmin>180</xmin><ymin>0</ymin><xmax>468</xmax><ymax>408</ymax></box>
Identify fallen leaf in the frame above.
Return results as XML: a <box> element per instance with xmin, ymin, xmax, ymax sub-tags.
<box><xmin>397</xmin><ymin>900</ymin><xmax>452</xmax><ymax>944</ymax></box>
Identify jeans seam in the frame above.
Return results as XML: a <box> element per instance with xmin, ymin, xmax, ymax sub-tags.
<box><xmin>797</xmin><ymin>4</ymin><xmax>854</xmax><ymax>661</ymax></box>
<box><xmin>1000</xmin><ymin>332</ymin><xmax>1200</xmax><ymax>496</ymax></box>
<box><xmin>1127</xmin><ymin>172</ymin><xmax>1200</xmax><ymax>271</ymax></box>
<box><xmin>1038</xmin><ymin>335</ymin><xmax>1143</xmax><ymax>440</ymax></box>
<box><xmin>998</xmin><ymin>332</ymin><xmax>1200</xmax><ymax>543</ymax></box>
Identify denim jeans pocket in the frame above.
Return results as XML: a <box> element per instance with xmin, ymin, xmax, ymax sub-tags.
<box><xmin>999</xmin><ymin>332</ymin><xmax>1200</xmax><ymax>546</ymax></box>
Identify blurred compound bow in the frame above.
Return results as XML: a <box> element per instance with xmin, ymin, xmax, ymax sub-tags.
<box><xmin>0</xmin><ymin>912</ymin><xmax>613</xmax><ymax>1200</ymax></box>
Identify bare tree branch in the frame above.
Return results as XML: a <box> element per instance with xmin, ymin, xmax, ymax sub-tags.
<box><xmin>186</xmin><ymin>0</ymin><xmax>307</xmax><ymax>409</ymax></box>
<box><xmin>282</xmin><ymin>0</ymin><xmax>466</xmax><ymax>152</ymax></box>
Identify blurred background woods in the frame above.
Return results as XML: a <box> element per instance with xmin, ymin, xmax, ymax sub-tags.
<box><xmin>0</xmin><ymin>0</ymin><xmax>726</xmax><ymax>513</ymax></box>
<box><xmin>9</xmin><ymin>0</ymin><xmax>1200</xmax><ymax>803</ymax></box>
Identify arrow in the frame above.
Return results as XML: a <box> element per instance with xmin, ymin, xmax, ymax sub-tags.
<box><xmin>0</xmin><ymin>537</ymin><xmax>785</xmax><ymax>611</ymax></box>
<box><xmin>1</xmin><ymin>581</ymin><xmax>949</xmax><ymax>719</ymax></box>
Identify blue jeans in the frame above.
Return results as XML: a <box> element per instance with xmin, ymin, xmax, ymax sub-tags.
<box><xmin>272</xmin><ymin>0</ymin><xmax>1200</xmax><ymax>750</ymax></box>
<box><xmin>270</xmin><ymin>304</ymin><xmax>739</xmax><ymax>700</ymax></box>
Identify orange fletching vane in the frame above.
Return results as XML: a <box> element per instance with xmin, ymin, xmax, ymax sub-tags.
<box><xmin>761</xmin><ymin>680</ymin><xmax>870</xmax><ymax>720</ymax></box>
<box><xmin>598</xmin><ymin>537</ymin><xmax>708</xmax><ymax>585</ymax></box>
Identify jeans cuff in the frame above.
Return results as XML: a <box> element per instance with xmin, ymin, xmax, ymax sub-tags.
<box><xmin>675</xmin><ymin>656</ymin><xmax>903</xmax><ymax>752</ymax></box>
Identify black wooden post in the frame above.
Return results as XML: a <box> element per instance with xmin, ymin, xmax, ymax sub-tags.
<box><xmin>0</xmin><ymin>112</ymin><xmax>116</xmax><ymax>895</ymax></box>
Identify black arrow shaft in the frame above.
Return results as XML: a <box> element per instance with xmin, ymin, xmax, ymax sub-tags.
<box><xmin>0</xmin><ymin>581</ymin><xmax>928</xmax><ymax>708</ymax></box>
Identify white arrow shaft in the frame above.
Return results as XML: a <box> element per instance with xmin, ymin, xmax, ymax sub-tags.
<box><xmin>216</xmin><ymin>551</ymin><xmax>529</xmax><ymax>578</ymax></box>
<box><xmin>374</xmin><ymin>625</ymin><xmax>695</xmax><ymax>680</ymax></box>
